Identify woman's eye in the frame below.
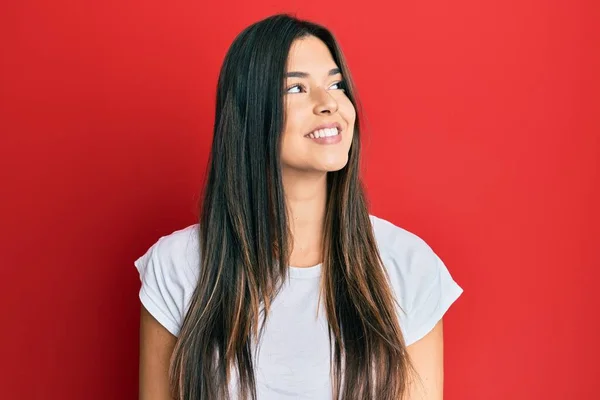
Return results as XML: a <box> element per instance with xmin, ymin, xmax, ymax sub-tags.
<box><xmin>286</xmin><ymin>84</ymin><xmax>303</xmax><ymax>93</ymax></box>
<box><xmin>285</xmin><ymin>80</ymin><xmax>346</xmax><ymax>94</ymax></box>
<box><xmin>330</xmin><ymin>80</ymin><xmax>346</xmax><ymax>91</ymax></box>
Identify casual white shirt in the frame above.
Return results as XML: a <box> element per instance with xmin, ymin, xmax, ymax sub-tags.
<box><xmin>134</xmin><ymin>214</ymin><xmax>463</xmax><ymax>399</ymax></box>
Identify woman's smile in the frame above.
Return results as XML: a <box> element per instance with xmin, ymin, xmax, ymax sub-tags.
<box><xmin>305</xmin><ymin>128</ymin><xmax>343</xmax><ymax>145</ymax></box>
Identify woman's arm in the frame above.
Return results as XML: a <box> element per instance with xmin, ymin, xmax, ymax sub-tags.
<box><xmin>406</xmin><ymin>319</ymin><xmax>445</xmax><ymax>400</ymax></box>
<box><xmin>139</xmin><ymin>305</ymin><xmax>177</xmax><ymax>400</ymax></box>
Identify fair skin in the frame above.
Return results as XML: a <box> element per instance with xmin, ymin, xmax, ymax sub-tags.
<box><xmin>139</xmin><ymin>36</ymin><xmax>444</xmax><ymax>400</ymax></box>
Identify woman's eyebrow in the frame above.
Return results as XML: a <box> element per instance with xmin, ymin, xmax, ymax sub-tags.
<box><xmin>284</xmin><ymin>67</ymin><xmax>341</xmax><ymax>78</ymax></box>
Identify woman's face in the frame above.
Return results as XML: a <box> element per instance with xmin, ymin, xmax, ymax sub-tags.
<box><xmin>280</xmin><ymin>36</ymin><xmax>356</xmax><ymax>174</ymax></box>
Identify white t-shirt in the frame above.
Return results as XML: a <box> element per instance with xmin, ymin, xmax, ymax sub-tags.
<box><xmin>134</xmin><ymin>214</ymin><xmax>463</xmax><ymax>399</ymax></box>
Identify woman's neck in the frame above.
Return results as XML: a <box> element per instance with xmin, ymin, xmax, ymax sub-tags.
<box><xmin>282</xmin><ymin>169</ymin><xmax>327</xmax><ymax>268</ymax></box>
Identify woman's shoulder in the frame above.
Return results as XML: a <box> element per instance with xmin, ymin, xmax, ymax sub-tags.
<box><xmin>368</xmin><ymin>213</ymin><xmax>447</xmax><ymax>287</ymax></box>
<box><xmin>144</xmin><ymin>216</ymin><xmax>438</xmax><ymax>279</ymax></box>
<box><xmin>369</xmin><ymin>214</ymin><xmax>432</xmax><ymax>250</ymax></box>
<box><xmin>368</xmin><ymin>214</ymin><xmax>463</xmax><ymax>345</ymax></box>
<box><xmin>154</xmin><ymin>222</ymin><xmax>201</xmax><ymax>261</ymax></box>
<box><xmin>139</xmin><ymin>216</ymin><xmax>443</xmax><ymax>282</ymax></box>
<box><xmin>137</xmin><ymin>223</ymin><xmax>201</xmax><ymax>279</ymax></box>
<box><xmin>369</xmin><ymin>214</ymin><xmax>439</xmax><ymax>273</ymax></box>
<box><xmin>133</xmin><ymin>223</ymin><xmax>201</xmax><ymax>336</ymax></box>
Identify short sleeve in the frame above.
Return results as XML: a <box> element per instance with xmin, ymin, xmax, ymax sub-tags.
<box><xmin>402</xmin><ymin>250</ymin><xmax>463</xmax><ymax>346</ymax></box>
<box><xmin>133</xmin><ymin>225</ymin><xmax>199</xmax><ymax>337</ymax></box>
<box><xmin>369</xmin><ymin>215</ymin><xmax>463</xmax><ymax>347</ymax></box>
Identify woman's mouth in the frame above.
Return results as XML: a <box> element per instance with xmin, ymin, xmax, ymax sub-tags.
<box><xmin>304</xmin><ymin>127</ymin><xmax>342</xmax><ymax>145</ymax></box>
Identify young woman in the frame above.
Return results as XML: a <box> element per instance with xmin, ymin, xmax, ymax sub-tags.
<box><xmin>135</xmin><ymin>13</ymin><xmax>463</xmax><ymax>400</ymax></box>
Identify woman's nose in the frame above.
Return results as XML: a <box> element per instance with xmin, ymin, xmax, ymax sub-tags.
<box><xmin>312</xmin><ymin>87</ymin><xmax>338</xmax><ymax>114</ymax></box>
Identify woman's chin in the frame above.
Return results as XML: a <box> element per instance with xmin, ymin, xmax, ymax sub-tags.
<box><xmin>281</xmin><ymin>155</ymin><xmax>349</xmax><ymax>174</ymax></box>
<box><xmin>316</xmin><ymin>157</ymin><xmax>349</xmax><ymax>172</ymax></box>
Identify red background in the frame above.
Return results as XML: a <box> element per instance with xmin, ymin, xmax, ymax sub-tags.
<box><xmin>1</xmin><ymin>1</ymin><xmax>598</xmax><ymax>399</ymax></box>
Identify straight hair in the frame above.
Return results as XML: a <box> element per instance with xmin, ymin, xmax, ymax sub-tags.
<box><xmin>169</xmin><ymin>13</ymin><xmax>415</xmax><ymax>400</ymax></box>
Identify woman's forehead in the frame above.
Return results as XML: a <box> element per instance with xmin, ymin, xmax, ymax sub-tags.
<box><xmin>286</xmin><ymin>37</ymin><xmax>338</xmax><ymax>75</ymax></box>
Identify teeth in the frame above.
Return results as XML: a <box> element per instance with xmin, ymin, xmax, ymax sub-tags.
<box><xmin>309</xmin><ymin>127</ymin><xmax>339</xmax><ymax>138</ymax></box>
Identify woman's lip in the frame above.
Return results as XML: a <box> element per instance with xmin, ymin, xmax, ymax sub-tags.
<box><xmin>305</xmin><ymin>122</ymin><xmax>342</xmax><ymax>136</ymax></box>
<box><xmin>307</xmin><ymin>132</ymin><xmax>343</xmax><ymax>145</ymax></box>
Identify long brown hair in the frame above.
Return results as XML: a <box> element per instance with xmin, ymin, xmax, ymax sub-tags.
<box><xmin>169</xmin><ymin>13</ymin><xmax>414</xmax><ymax>400</ymax></box>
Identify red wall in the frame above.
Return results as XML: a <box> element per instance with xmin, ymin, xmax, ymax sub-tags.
<box><xmin>2</xmin><ymin>1</ymin><xmax>598</xmax><ymax>399</ymax></box>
